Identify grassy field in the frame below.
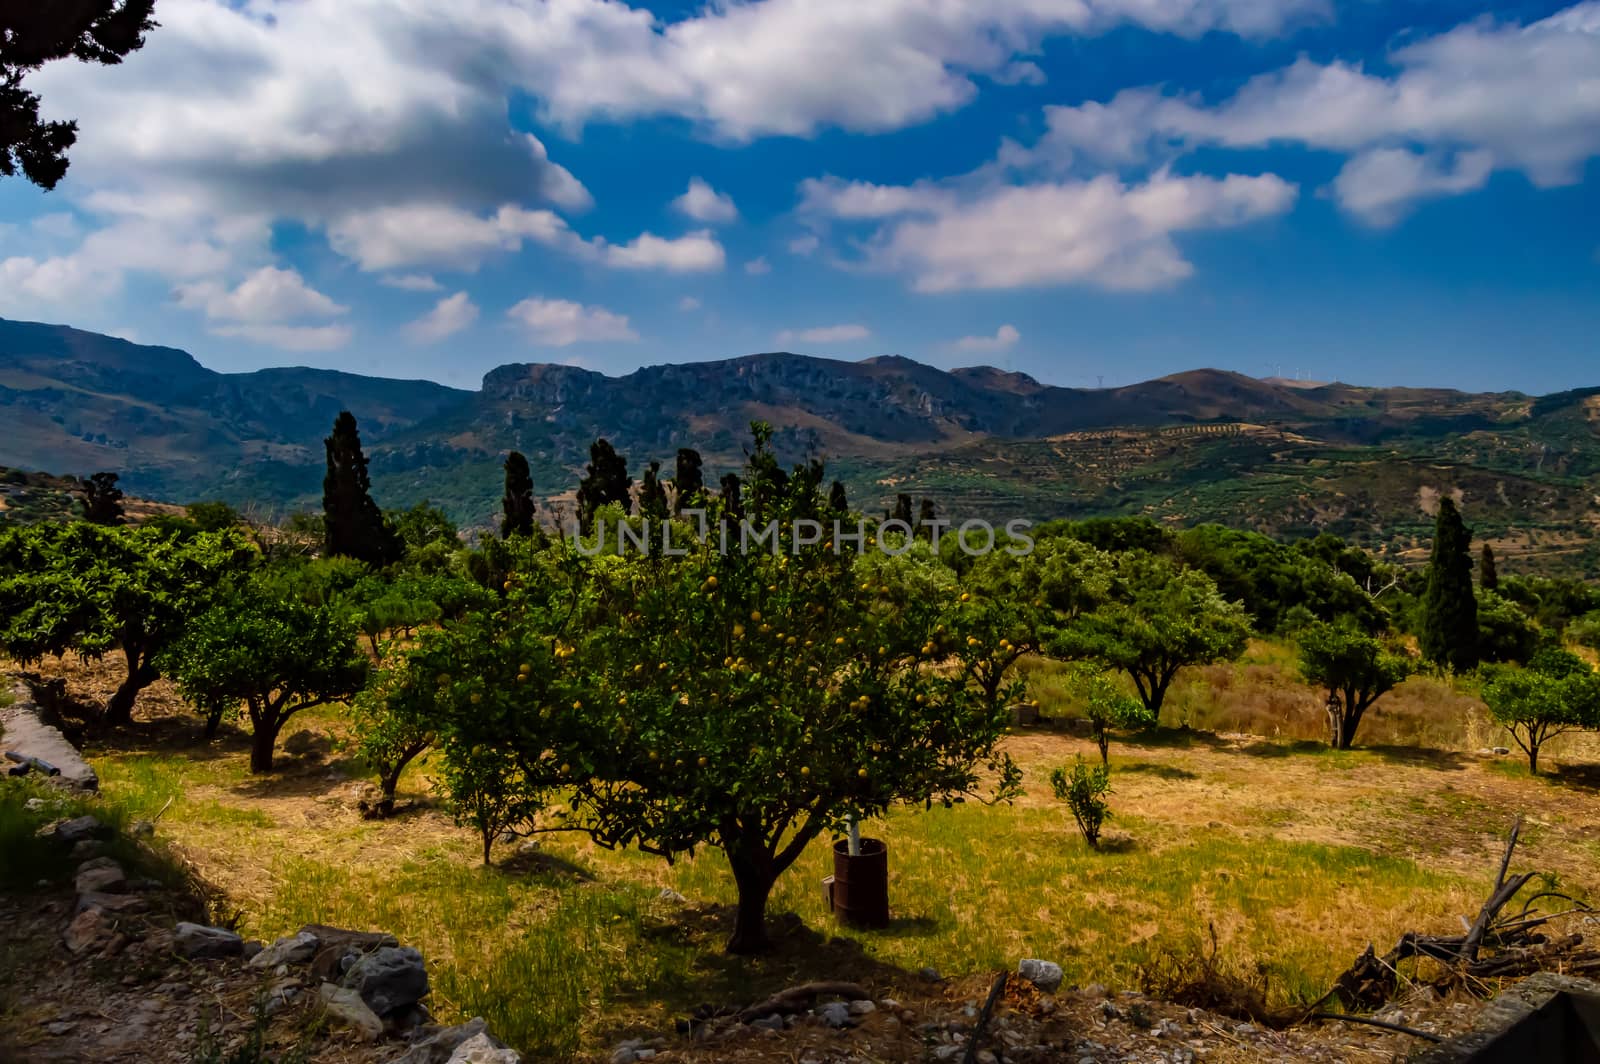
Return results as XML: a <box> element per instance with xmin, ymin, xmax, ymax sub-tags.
<box><xmin>20</xmin><ymin>647</ymin><xmax>1595</xmax><ymax>1060</ymax></box>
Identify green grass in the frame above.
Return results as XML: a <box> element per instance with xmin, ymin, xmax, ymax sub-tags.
<box><xmin>0</xmin><ymin>778</ymin><xmax>194</xmax><ymax>894</ymax></box>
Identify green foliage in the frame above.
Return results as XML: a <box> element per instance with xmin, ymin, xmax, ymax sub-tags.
<box><xmin>576</xmin><ymin>438</ymin><xmax>632</xmax><ymax>534</ymax></box>
<box><xmin>639</xmin><ymin>461</ymin><xmax>669</xmax><ymax>520</ymax></box>
<box><xmin>1070</xmin><ymin>664</ymin><xmax>1154</xmax><ymax>765</ymax></box>
<box><xmin>672</xmin><ymin>448</ymin><xmax>705</xmax><ymax>513</ymax></box>
<box><xmin>186</xmin><ymin>500</ymin><xmax>240</xmax><ymax>532</ymax></box>
<box><xmin>1569</xmin><ymin>612</ymin><xmax>1600</xmax><ymax>654</ymax></box>
<box><xmin>1297</xmin><ymin>622</ymin><xmax>1415</xmax><ymax>749</ymax></box>
<box><xmin>1499</xmin><ymin>576</ymin><xmax>1600</xmax><ymax>633</ymax></box>
<box><xmin>1482</xmin><ymin>660</ymin><xmax>1600</xmax><ymax>775</ymax></box>
<box><xmin>81</xmin><ymin>471</ymin><xmax>124</xmax><ymax>525</ymax></box>
<box><xmin>1480</xmin><ymin>543</ymin><xmax>1499</xmax><ymax>591</ymax></box>
<box><xmin>1476</xmin><ymin>589</ymin><xmax>1540</xmax><ymax>665</ymax></box>
<box><xmin>1421</xmin><ymin>498</ymin><xmax>1479</xmax><ymax>671</ymax></box>
<box><xmin>1174</xmin><ymin>525</ymin><xmax>1388</xmax><ymax>635</ymax></box>
<box><xmin>352</xmin><ymin>652</ymin><xmax>439</xmax><ymax>816</ymax></box>
<box><xmin>0</xmin><ymin>522</ymin><xmax>254</xmax><ymax>723</ymax></box>
<box><xmin>162</xmin><ymin>580</ymin><xmax>368</xmax><ymax>772</ymax></box>
<box><xmin>1050</xmin><ymin>757</ymin><xmax>1112</xmax><ymax>849</ymax></box>
<box><xmin>1062</xmin><ymin>553</ymin><xmax>1251</xmax><ymax>719</ymax></box>
<box><xmin>1040</xmin><ymin>515</ymin><xmax>1174</xmax><ymax>555</ymax></box>
<box><xmin>501</xmin><ymin>451</ymin><xmax>537</xmax><ymax>539</ymax></box>
<box><xmin>322</xmin><ymin>411</ymin><xmax>401</xmax><ymax>566</ymax></box>
<box><xmin>387</xmin><ymin>501</ymin><xmax>457</xmax><ymax>553</ymax></box>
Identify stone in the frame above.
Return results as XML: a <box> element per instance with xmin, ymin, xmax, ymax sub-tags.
<box><xmin>446</xmin><ymin>1032</ymin><xmax>521</xmax><ymax>1063</ymax></box>
<box><xmin>749</xmin><ymin>1014</ymin><xmax>784</xmax><ymax>1032</ymax></box>
<box><xmin>918</xmin><ymin>966</ymin><xmax>943</xmax><ymax>982</ymax></box>
<box><xmin>342</xmin><ymin>945</ymin><xmax>429</xmax><ymax>1016</ymax></box>
<box><xmin>817</xmin><ymin>1001</ymin><xmax>852</xmax><ymax>1028</ymax></box>
<box><xmin>849</xmin><ymin>999</ymin><xmax>876</xmax><ymax>1015</ymax></box>
<box><xmin>248</xmin><ymin>930</ymin><xmax>321</xmax><ymax>969</ymax></box>
<box><xmin>64</xmin><ymin>909</ymin><xmax>110</xmax><ymax>953</ymax></box>
<box><xmin>44</xmin><ymin>1021</ymin><xmax>77</xmax><ymax>1036</ymax></box>
<box><xmin>385</xmin><ymin>1017</ymin><xmax>490</xmax><ymax>1064</ymax></box>
<box><xmin>76</xmin><ymin>891</ymin><xmax>145</xmax><ymax>915</ymax></box>
<box><xmin>43</xmin><ymin>815</ymin><xmax>106</xmax><ymax>844</ymax></box>
<box><xmin>69</xmin><ymin>839</ymin><xmax>104</xmax><ymax>860</ymax></box>
<box><xmin>74</xmin><ymin>856</ymin><xmax>127</xmax><ymax>894</ymax></box>
<box><xmin>976</xmin><ymin>1051</ymin><xmax>998</xmax><ymax>1064</ymax></box>
<box><xmin>319</xmin><ymin>982</ymin><xmax>383</xmax><ymax>1041</ymax></box>
<box><xmin>657</xmin><ymin>889</ymin><xmax>687</xmax><ymax>903</ymax></box>
<box><xmin>174</xmin><ymin>922</ymin><xmax>244</xmax><ymax>958</ymax></box>
<box><xmin>1018</xmin><ymin>958</ymin><xmax>1064</xmax><ymax>993</ymax></box>
<box><xmin>303</xmin><ymin>924</ymin><xmax>400</xmax><ymax>981</ymax></box>
<box><xmin>130</xmin><ymin>819</ymin><xmax>155</xmax><ymax>837</ymax></box>
<box><xmin>1492</xmin><ymin>747</ymin><xmax>1511</xmax><ymax>756</ymax></box>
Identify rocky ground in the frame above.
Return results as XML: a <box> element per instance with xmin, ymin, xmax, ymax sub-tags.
<box><xmin>0</xmin><ymin>804</ymin><xmax>1488</xmax><ymax>1064</ymax></box>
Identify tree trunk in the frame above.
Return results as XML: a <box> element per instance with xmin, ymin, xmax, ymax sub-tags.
<box><xmin>203</xmin><ymin>706</ymin><xmax>226</xmax><ymax>740</ymax></box>
<box><xmin>249</xmin><ymin>716</ymin><xmax>280</xmax><ymax>773</ymax></box>
<box><xmin>105</xmin><ymin>649</ymin><xmax>155</xmax><ymax>726</ymax></box>
<box><xmin>481</xmin><ymin>827</ymin><xmax>494</xmax><ymax>866</ymax></box>
<box><xmin>727</xmin><ymin>859</ymin><xmax>777</xmax><ymax>955</ymax></box>
<box><xmin>1095</xmin><ymin>727</ymin><xmax>1110</xmax><ymax>766</ymax></box>
<box><xmin>1528</xmin><ymin>746</ymin><xmax>1540</xmax><ymax>776</ymax></box>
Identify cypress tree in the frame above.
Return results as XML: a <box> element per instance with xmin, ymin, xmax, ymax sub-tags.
<box><xmin>1480</xmin><ymin>543</ymin><xmax>1499</xmax><ymax>591</ymax></box>
<box><xmin>81</xmin><ymin>471</ymin><xmax>125</xmax><ymax>525</ymax></box>
<box><xmin>640</xmin><ymin>461</ymin><xmax>669</xmax><ymax>520</ymax></box>
<box><xmin>322</xmin><ymin>411</ymin><xmax>400</xmax><ymax>565</ymax></box>
<box><xmin>1421</xmin><ymin>497</ymin><xmax>1478</xmax><ymax>671</ymax></box>
<box><xmin>576</xmin><ymin>438</ymin><xmax>632</xmax><ymax>534</ymax></box>
<box><xmin>827</xmin><ymin>480</ymin><xmax>849</xmax><ymax>514</ymax></box>
<box><xmin>891</xmin><ymin>493</ymin><xmax>914</xmax><ymax>526</ymax></box>
<box><xmin>916</xmin><ymin>497</ymin><xmax>937</xmax><ymax>539</ymax></box>
<box><xmin>673</xmin><ymin>448</ymin><xmax>704</xmax><ymax>513</ymax></box>
<box><xmin>501</xmin><ymin>451</ymin><xmax>537</xmax><ymax>539</ymax></box>
<box><xmin>719</xmin><ymin>473</ymin><xmax>743</xmax><ymax>523</ymax></box>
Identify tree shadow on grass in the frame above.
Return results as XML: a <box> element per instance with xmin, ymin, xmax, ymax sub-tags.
<box><xmin>1117</xmin><ymin>761</ymin><xmax>1198</xmax><ymax>781</ymax></box>
<box><xmin>497</xmin><ymin>845</ymin><xmax>596</xmax><ymax>882</ymax></box>
<box><xmin>1233</xmin><ymin>739</ymin><xmax>1324</xmax><ymax>759</ymax></box>
<box><xmin>1357</xmin><ymin>744</ymin><xmax>1471</xmax><ymax>771</ymax></box>
<box><xmin>1117</xmin><ymin>726</ymin><xmax>1231</xmax><ymax>752</ymax></box>
<box><xmin>229</xmin><ymin>754</ymin><xmax>367</xmax><ymax>799</ymax></box>
<box><xmin>1545</xmin><ymin>762</ymin><xmax>1600</xmax><ymax>793</ymax></box>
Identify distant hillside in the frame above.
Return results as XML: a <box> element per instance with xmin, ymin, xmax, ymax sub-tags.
<box><xmin>2</xmin><ymin>317</ymin><xmax>1597</xmax><ymax>574</ymax></box>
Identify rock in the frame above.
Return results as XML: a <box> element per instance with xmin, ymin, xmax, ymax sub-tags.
<box><xmin>976</xmin><ymin>1051</ymin><xmax>998</xmax><ymax>1064</ymax></box>
<box><xmin>248</xmin><ymin>930</ymin><xmax>321</xmax><ymax>969</ymax></box>
<box><xmin>24</xmin><ymin>797</ymin><xmax>51</xmax><ymax>813</ymax></box>
<box><xmin>1493</xmin><ymin>747</ymin><xmax>1511</xmax><ymax>756</ymax></box>
<box><xmin>174</xmin><ymin>922</ymin><xmax>244</xmax><ymax>959</ymax></box>
<box><xmin>130</xmin><ymin>819</ymin><xmax>155</xmax><ymax>838</ymax></box>
<box><xmin>44</xmin><ymin>1021</ymin><xmax>77</xmax><ymax>1036</ymax></box>
<box><xmin>342</xmin><ymin>945</ymin><xmax>429</xmax><ymax>1016</ymax></box>
<box><xmin>918</xmin><ymin>966</ymin><xmax>944</xmax><ymax>982</ymax></box>
<box><xmin>1018</xmin><ymin>958</ymin><xmax>1064</xmax><ymax>993</ymax></box>
<box><xmin>242</xmin><ymin>940</ymin><xmax>263</xmax><ymax>961</ymax></box>
<box><xmin>817</xmin><ymin>1001</ymin><xmax>853</xmax><ymax>1028</ymax></box>
<box><xmin>933</xmin><ymin>1047</ymin><xmax>963</xmax><ymax>1062</ymax></box>
<box><xmin>303</xmin><ymin>924</ymin><xmax>400</xmax><ymax>981</ymax></box>
<box><xmin>657</xmin><ymin>889</ymin><xmax>687</xmax><ymax>903</ymax></box>
<box><xmin>76</xmin><ymin>891</ymin><xmax>145</xmax><ymax>915</ymax></box>
<box><xmin>386</xmin><ymin>1018</ymin><xmax>490</xmax><ymax>1064</ymax></box>
<box><xmin>64</xmin><ymin>909</ymin><xmax>110</xmax><ymax>953</ymax></box>
<box><xmin>446</xmin><ymin>1032</ymin><xmax>520</xmax><ymax>1063</ymax></box>
<box><xmin>749</xmin><ymin>1014</ymin><xmax>784</xmax><ymax>1032</ymax></box>
<box><xmin>69</xmin><ymin>839</ymin><xmax>104</xmax><ymax>860</ymax></box>
<box><xmin>42</xmin><ymin>815</ymin><xmax>106</xmax><ymax>845</ymax></box>
<box><xmin>74</xmin><ymin>856</ymin><xmax>127</xmax><ymax>894</ymax></box>
<box><xmin>848</xmin><ymin>999</ymin><xmax>877</xmax><ymax>1015</ymax></box>
<box><xmin>319</xmin><ymin>982</ymin><xmax>383</xmax><ymax>1041</ymax></box>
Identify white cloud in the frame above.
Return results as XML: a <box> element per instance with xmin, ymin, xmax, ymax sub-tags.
<box><xmin>809</xmin><ymin>171</ymin><xmax>1296</xmax><ymax>292</ymax></box>
<box><xmin>993</xmin><ymin>61</ymin><xmax>1047</xmax><ymax>87</ymax></box>
<box><xmin>744</xmin><ymin>256</ymin><xmax>772</xmax><ymax>275</ymax></box>
<box><xmin>678</xmin><ymin>296</ymin><xmax>702</xmax><ymax>312</ymax></box>
<box><xmin>1024</xmin><ymin>3</ymin><xmax>1600</xmax><ymax>219</ymax></box>
<box><xmin>327</xmin><ymin>204</ymin><xmax>578</xmax><ymax>272</ymax></box>
<box><xmin>212</xmin><ymin>323</ymin><xmax>354</xmax><ymax>351</ymax></box>
<box><xmin>788</xmin><ymin>234</ymin><xmax>821</xmax><ymax>256</ymax></box>
<box><xmin>955</xmin><ymin>324</ymin><xmax>1021</xmax><ymax>352</ymax></box>
<box><xmin>404</xmin><ymin>291</ymin><xmax>479</xmax><ymax>342</ymax></box>
<box><xmin>604</xmin><ymin>230</ymin><xmax>726</xmax><ymax>272</ymax></box>
<box><xmin>799</xmin><ymin>177</ymin><xmax>954</xmax><ymax>219</ymax></box>
<box><xmin>175</xmin><ymin>266</ymin><xmax>347</xmax><ymax>323</ymax></box>
<box><xmin>508</xmin><ymin>298</ymin><xmax>638</xmax><ymax>346</ymax></box>
<box><xmin>380</xmin><ymin>273</ymin><xmax>444</xmax><ymax>292</ymax></box>
<box><xmin>1332</xmin><ymin>149</ymin><xmax>1495</xmax><ymax>226</ymax></box>
<box><xmin>776</xmin><ymin>323</ymin><xmax>871</xmax><ymax>343</ymax></box>
<box><xmin>673</xmin><ymin>178</ymin><xmax>739</xmax><ymax>224</ymax></box>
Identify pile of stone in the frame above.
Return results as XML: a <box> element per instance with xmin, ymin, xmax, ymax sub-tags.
<box><xmin>33</xmin><ymin>813</ymin><xmax>519</xmax><ymax>1063</ymax></box>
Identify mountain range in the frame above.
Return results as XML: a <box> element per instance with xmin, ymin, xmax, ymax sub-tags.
<box><xmin>2</xmin><ymin>317</ymin><xmax>1597</xmax><ymax>575</ymax></box>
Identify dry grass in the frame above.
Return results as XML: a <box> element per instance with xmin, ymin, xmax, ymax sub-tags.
<box><xmin>20</xmin><ymin>647</ymin><xmax>1600</xmax><ymax>1060</ymax></box>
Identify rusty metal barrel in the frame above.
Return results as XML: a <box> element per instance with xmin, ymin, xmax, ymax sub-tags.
<box><xmin>827</xmin><ymin>837</ymin><xmax>890</xmax><ymax>928</ymax></box>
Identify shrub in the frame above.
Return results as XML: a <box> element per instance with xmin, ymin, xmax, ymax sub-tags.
<box><xmin>1050</xmin><ymin>757</ymin><xmax>1112</xmax><ymax>849</ymax></box>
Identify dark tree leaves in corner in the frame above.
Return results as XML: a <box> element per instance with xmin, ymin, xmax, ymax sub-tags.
<box><xmin>673</xmin><ymin>447</ymin><xmax>704</xmax><ymax>513</ymax></box>
<box><xmin>322</xmin><ymin>412</ymin><xmax>400</xmax><ymax>565</ymax></box>
<box><xmin>575</xmin><ymin>438</ymin><xmax>632</xmax><ymax>534</ymax></box>
<box><xmin>2</xmin><ymin>1</ymin><xmax>158</xmax><ymax>190</ymax></box>
<box><xmin>80</xmin><ymin>471</ymin><xmax>124</xmax><ymax>525</ymax></box>
<box><xmin>501</xmin><ymin>451</ymin><xmax>537</xmax><ymax>539</ymax></box>
<box><xmin>1421</xmin><ymin>497</ymin><xmax>1479</xmax><ymax>672</ymax></box>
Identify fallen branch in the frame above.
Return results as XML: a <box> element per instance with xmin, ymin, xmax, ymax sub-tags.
<box><xmin>1307</xmin><ymin>1012</ymin><xmax>1443</xmax><ymax>1043</ymax></box>
<box><xmin>737</xmin><ymin>981</ymin><xmax>868</xmax><ymax>1023</ymax></box>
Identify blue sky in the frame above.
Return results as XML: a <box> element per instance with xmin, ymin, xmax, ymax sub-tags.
<box><xmin>1</xmin><ymin>0</ymin><xmax>1597</xmax><ymax>394</ymax></box>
